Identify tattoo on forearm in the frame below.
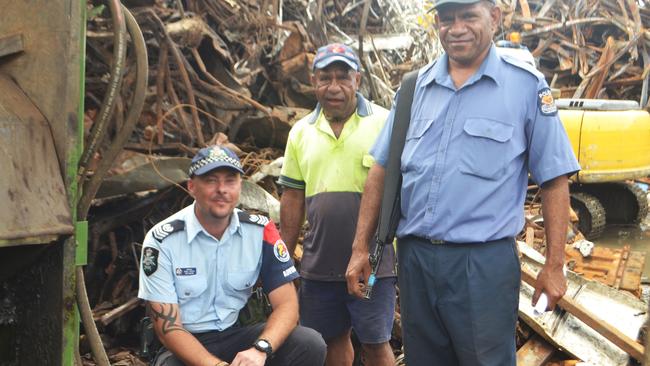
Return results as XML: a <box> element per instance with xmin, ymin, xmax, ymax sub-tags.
<box><xmin>148</xmin><ymin>303</ymin><xmax>189</xmax><ymax>335</ymax></box>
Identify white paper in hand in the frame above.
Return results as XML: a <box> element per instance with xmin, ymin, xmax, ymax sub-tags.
<box><xmin>532</xmin><ymin>265</ymin><xmax>567</xmax><ymax>317</ymax></box>
<box><xmin>533</xmin><ymin>293</ymin><xmax>548</xmax><ymax>317</ymax></box>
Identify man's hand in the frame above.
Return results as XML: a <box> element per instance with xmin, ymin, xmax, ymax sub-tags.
<box><xmin>345</xmin><ymin>245</ymin><xmax>371</xmax><ymax>298</ymax></box>
<box><xmin>230</xmin><ymin>348</ymin><xmax>266</xmax><ymax>366</ymax></box>
<box><xmin>532</xmin><ymin>264</ymin><xmax>567</xmax><ymax>311</ymax></box>
<box><xmin>346</xmin><ymin>164</ymin><xmax>385</xmax><ymax>298</ymax></box>
<box><xmin>536</xmin><ymin>175</ymin><xmax>570</xmax><ymax>311</ymax></box>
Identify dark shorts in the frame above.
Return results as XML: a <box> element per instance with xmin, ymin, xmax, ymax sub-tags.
<box><xmin>397</xmin><ymin>236</ymin><xmax>520</xmax><ymax>366</ymax></box>
<box><xmin>153</xmin><ymin>323</ymin><xmax>326</xmax><ymax>366</ymax></box>
<box><xmin>299</xmin><ymin>278</ymin><xmax>396</xmax><ymax>344</ymax></box>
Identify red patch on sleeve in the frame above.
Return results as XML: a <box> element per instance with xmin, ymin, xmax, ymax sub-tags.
<box><xmin>263</xmin><ymin>220</ymin><xmax>281</xmax><ymax>246</ymax></box>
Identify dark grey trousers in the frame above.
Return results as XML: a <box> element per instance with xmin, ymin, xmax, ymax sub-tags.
<box><xmin>154</xmin><ymin>323</ymin><xmax>326</xmax><ymax>366</ymax></box>
<box><xmin>397</xmin><ymin>236</ymin><xmax>520</xmax><ymax>366</ymax></box>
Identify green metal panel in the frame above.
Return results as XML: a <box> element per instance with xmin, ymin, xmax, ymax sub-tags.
<box><xmin>63</xmin><ymin>1</ymin><xmax>86</xmax><ymax>364</ymax></box>
<box><xmin>75</xmin><ymin>221</ymin><xmax>88</xmax><ymax>266</ymax></box>
<box><xmin>63</xmin><ymin>237</ymin><xmax>80</xmax><ymax>366</ymax></box>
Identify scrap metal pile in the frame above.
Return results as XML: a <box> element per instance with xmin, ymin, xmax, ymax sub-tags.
<box><xmin>85</xmin><ymin>0</ymin><xmax>433</xmax><ymax>159</ymax></box>
<box><xmin>80</xmin><ymin>0</ymin><xmax>650</xmax><ymax>364</ymax></box>
<box><xmin>500</xmin><ymin>0</ymin><xmax>650</xmax><ymax>103</ymax></box>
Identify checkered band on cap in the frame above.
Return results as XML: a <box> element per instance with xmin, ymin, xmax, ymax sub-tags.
<box><xmin>188</xmin><ymin>146</ymin><xmax>243</xmax><ymax>176</ymax></box>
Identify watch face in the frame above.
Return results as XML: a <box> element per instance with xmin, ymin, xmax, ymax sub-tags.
<box><xmin>255</xmin><ymin>339</ymin><xmax>272</xmax><ymax>355</ymax></box>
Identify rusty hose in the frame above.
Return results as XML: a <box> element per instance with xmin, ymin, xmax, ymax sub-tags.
<box><xmin>76</xmin><ymin>266</ymin><xmax>110</xmax><ymax>366</ymax></box>
<box><xmin>78</xmin><ymin>5</ymin><xmax>149</xmax><ymax>219</ymax></box>
<box><xmin>76</xmin><ymin>2</ymin><xmax>147</xmax><ymax>366</ymax></box>
<box><xmin>75</xmin><ymin>2</ymin><xmax>127</xmax><ymax>364</ymax></box>
<box><xmin>78</xmin><ymin>0</ymin><xmax>127</xmax><ymax>178</ymax></box>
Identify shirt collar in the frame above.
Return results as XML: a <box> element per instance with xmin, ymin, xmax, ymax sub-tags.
<box><xmin>421</xmin><ymin>43</ymin><xmax>501</xmax><ymax>89</ymax></box>
<box><xmin>307</xmin><ymin>92</ymin><xmax>373</xmax><ymax>124</ymax></box>
<box><xmin>184</xmin><ymin>203</ymin><xmax>242</xmax><ymax>244</ymax></box>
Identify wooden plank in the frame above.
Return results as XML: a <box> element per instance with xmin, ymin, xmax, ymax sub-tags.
<box><xmin>99</xmin><ymin>297</ymin><xmax>142</xmax><ymax>326</ymax></box>
<box><xmin>613</xmin><ymin>245</ymin><xmax>630</xmax><ymax>289</ymax></box>
<box><xmin>621</xmin><ymin>250</ymin><xmax>645</xmax><ymax>293</ymax></box>
<box><xmin>516</xmin><ymin>334</ymin><xmax>555</xmax><ymax>366</ymax></box>
<box><xmin>0</xmin><ymin>33</ymin><xmax>24</xmax><ymax>58</ymax></box>
<box><xmin>518</xmin><ymin>0</ymin><xmax>533</xmax><ymax>31</ymax></box>
<box><xmin>525</xmin><ymin>227</ymin><xmax>535</xmax><ymax>247</ymax></box>
<box><xmin>521</xmin><ymin>267</ymin><xmax>645</xmax><ymax>362</ymax></box>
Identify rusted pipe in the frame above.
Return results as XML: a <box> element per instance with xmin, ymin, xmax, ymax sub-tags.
<box><xmin>78</xmin><ymin>0</ymin><xmax>127</xmax><ymax>178</ymax></box>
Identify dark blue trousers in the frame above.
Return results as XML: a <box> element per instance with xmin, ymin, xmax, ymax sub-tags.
<box><xmin>153</xmin><ymin>323</ymin><xmax>326</xmax><ymax>366</ymax></box>
<box><xmin>397</xmin><ymin>236</ymin><xmax>520</xmax><ymax>366</ymax></box>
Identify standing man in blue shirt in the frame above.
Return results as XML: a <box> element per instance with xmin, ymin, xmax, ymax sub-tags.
<box><xmin>138</xmin><ymin>145</ymin><xmax>326</xmax><ymax>366</ymax></box>
<box><xmin>345</xmin><ymin>0</ymin><xmax>580</xmax><ymax>365</ymax></box>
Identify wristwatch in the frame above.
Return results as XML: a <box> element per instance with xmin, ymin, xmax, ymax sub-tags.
<box><xmin>253</xmin><ymin>338</ymin><xmax>273</xmax><ymax>357</ymax></box>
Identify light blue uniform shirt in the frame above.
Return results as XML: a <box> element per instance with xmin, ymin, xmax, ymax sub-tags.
<box><xmin>371</xmin><ymin>45</ymin><xmax>580</xmax><ymax>243</ymax></box>
<box><xmin>138</xmin><ymin>204</ymin><xmax>298</xmax><ymax>333</ymax></box>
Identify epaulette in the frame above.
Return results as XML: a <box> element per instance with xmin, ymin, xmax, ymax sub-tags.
<box><xmin>500</xmin><ymin>53</ymin><xmax>544</xmax><ymax>81</ymax></box>
<box><xmin>152</xmin><ymin>220</ymin><xmax>185</xmax><ymax>242</ymax></box>
<box><xmin>237</xmin><ymin>211</ymin><xmax>270</xmax><ymax>227</ymax></box>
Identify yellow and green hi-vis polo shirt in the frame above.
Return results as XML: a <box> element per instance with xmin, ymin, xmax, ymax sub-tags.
<box><xmin>279</xmin><ymin>93</ymin><xmax>396</xmax><ymax>281</ymax></box>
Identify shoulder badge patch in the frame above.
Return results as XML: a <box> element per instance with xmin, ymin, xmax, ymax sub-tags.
<box><xmin>273</xmin><ymin>239</ymin><xmax>291</xmax><ymax>262</ymax></box>
<box><xmin>538</xmin><ymin>87</ymin><xmax>558</xmax><ymax>116</ymax></box>
<box><xmin>238</xmin><ymin>211</ymin><xmax>270</xmax><ymax>227</ymax></box>
<box><xmin>152</xmin><ymin>220</ymin><xmax>185</xmax><ymax>242</ymax></box>
<box><xmin>142</xmin><ymin>247</ymin><xmax>159</xmax><ymax>276</ymax></box>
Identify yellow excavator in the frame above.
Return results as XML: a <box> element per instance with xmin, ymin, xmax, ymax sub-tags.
<box><xmin>498</xmin><ymin>37</ymin><xmax>650</xmax><ymax>239</ymax></box>
<box><xmin>561</xmin><ymin>100</ymin><xmax>650</xmax><ymax>239</ymax></box>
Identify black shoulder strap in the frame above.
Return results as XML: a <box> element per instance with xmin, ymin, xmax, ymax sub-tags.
<box><xmin>152</xmin><ymin>219</ymin><xmax>185</xmax><ymax>242</ymax></box>
<box><xmin>237</xmin><ymin>211</ymin><xmax>270</xmax><ymax>227</ymax></box>
<box><xmin>376</xmin><ymin>69</ymin><xmax>419</xmax><ymax>245</ymax></box>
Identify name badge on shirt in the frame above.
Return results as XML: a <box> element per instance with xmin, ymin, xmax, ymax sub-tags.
<box><xmin>283</xmin><ymin>266</ymin><xmax>297</xmax><ymax>277</ymax></box>
<box><xmin>175</xmin><ymin>267</ymin><xmax>197</xmax><ymax>276</ymax></box>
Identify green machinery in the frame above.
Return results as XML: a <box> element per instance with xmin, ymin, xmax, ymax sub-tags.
<box><xmin>0</xmin><ymin>0</ymin><xmax>86</xmax><ymax>364</ymax></box>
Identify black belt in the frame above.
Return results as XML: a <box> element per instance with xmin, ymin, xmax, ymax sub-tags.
<box><xmin>403</xmin><ymin>235</ymin><xmax>511</xmax><ymax>246</ymax></box>
<box><xmin>402</xmin><ymin>235</ymin><xmax>447</xmax><ymax>245</ymax></box>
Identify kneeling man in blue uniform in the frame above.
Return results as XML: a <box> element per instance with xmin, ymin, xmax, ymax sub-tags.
<box><xmin>138</xmin><ymin>145</ymin><xmax>326</xmax><ymax>366</ymax></box>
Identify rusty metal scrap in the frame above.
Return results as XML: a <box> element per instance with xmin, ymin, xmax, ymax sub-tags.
<box><xmin>85</xmin><ymin>0</ymin><xmax>433</xmax><ymax>161</ymax></box>
<box><xmin>523</xmin><ymin>192</ymin><xmax>646</xmax><ymax>297</ymax></box>
<box><xmin>565</xmin><ymin>243</ymin><xmax>646</xmax><ymax>296</ymax></box>
<box><xmin>498</xmin><ymin>0</ymin><xmax>650</xmax><ymax>104</ymax></box>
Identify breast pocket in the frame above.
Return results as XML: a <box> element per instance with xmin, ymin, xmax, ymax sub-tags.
<box><xmin>361</xmin><ymin>154</ymin><xmax>375</xmax><ymax>169</ymax></box>
<box><xmin>401</xmin><ymin>118</ymin><xmax>435</xmax><ymax>173</ymax></box>
<box><xmin>459</xmin><ymin>118</ymin><xmax>514</xmax><ymax>180</ymax></box>
<box><xmin>226</xmin><ymin>270</ymin><xmax>258</xmax><ymax>299</ymax></box>
<box><xmin>175</xmin><ymin>276</ymin><xmax>207</xmax><ymax>322</ymax></box>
